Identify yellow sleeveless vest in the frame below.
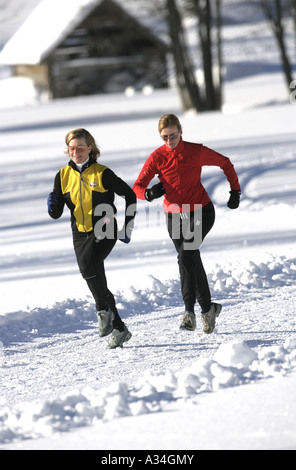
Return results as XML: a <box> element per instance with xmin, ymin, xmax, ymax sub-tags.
<box><xmin>60</xmin><ymin>163</ymin><xmax>108</xmax><ymax>232</ymax></box>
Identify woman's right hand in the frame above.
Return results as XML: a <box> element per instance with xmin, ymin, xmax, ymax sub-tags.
<box><xmin>144</xmin><ymin>182</ymin><xmax>166</xmax><ymax>202</ymax></box>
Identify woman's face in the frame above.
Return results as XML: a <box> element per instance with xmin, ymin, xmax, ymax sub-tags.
<box><xmin>68</xmin><ymin>138</ymin><xmax>91</xmax><ymax>165</ymax></box>
<box><xmin>160</xmin><ymin>126</ymin><xmax>182</xmax><ymax>150</ymax></box>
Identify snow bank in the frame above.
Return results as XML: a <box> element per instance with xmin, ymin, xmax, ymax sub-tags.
<box><xmin>1</xmin><ymin>335</ymin><xmax>295</xmax><ymax>445</ymax></box>
<box><xmin>1</xmin><ymin>252</ymin><xmax>295</xmax><ymax>329</ymax></box>
<box><xmin>209</xmin><ymin>254</ymin><xmax>296</xmax><ymax>292</ymax></box>
<box><xmin>0</xmin><ymin>76</ymin><xmax>49</xmax><ymax>108</ymax></box>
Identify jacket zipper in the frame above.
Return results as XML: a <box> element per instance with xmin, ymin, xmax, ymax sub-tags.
<box><xmin>79</xmin><ymin>173</ymin><xmax>87</xmax><ymax>232</ymax></box>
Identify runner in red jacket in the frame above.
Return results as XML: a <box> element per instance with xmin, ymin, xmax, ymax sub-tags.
<box><xmin>133</xmin><ymin>114</ymin><xmax>241</xmax><ymax>334</ymax></box>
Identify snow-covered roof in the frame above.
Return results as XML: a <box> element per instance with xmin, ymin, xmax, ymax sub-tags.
<box><xmin>0</xmin><ymin>0</ymin><xmax>168</xmax><ymax>66</ymax></box>
<box><xmin>0</xmin><ymin>0</ymin><xmax>40</xmax><ymax>49</ymax></box>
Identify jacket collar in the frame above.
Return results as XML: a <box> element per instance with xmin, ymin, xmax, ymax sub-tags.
<box><xmin>165</xmin><ymin>137</ymin><xmax>185</xmax><ymax>155</ymax></box>
<box><xmin>69</xmin><ymin>156</ymin><xmax>96</xmax><ymax>172</ymax></box>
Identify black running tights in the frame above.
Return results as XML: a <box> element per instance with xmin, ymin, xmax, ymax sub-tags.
<box><xmin>73</xmin><ymin>231</ymin><xmax>124</xmax><ymax>330</ymax></box>
<box><xmin>166</xmin><ymin>201</ymin><xmax>215</xmax><ymax>314</ymax></box>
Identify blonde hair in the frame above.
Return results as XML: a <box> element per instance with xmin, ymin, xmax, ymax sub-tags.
<box><xmin>65</xmin><ymin>128</ymin><xmax>100</xmax><ymax>160</ymax></box>
<box><xmin>158</xmin><ymin>114</ymin><xmax>182</xmax><ymax>133</ymax></box>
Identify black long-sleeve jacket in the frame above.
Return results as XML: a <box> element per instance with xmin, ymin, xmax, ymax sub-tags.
<box><xmin>49</xmin><ymin>158</ymin><xmax>136</xmax><ymax>237</ymax></box>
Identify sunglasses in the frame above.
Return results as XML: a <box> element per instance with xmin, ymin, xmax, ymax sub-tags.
<box><xmin>160</xmin><ymin>132</ymin><xmax>180</xmax><ymax>141</ymax></box>
<box><xmin>68</xmin><ymin>145</ymin><xmax>88</xmax><ymax>151</ymax></box>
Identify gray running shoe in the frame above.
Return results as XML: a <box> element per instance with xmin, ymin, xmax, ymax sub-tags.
<box><xmin>97</xmin><ymin>309</ymin><xmax>115</xmax><ymax>337</ymax></box>
<box><xmin>108</xmin><ymin>325</ymin><xmax>132</xmax><ymax>349</ymax></box>
<box><xmin>201</xmin><ymin>303</ymin><xmax>222</xmax><ymax>334</ymax></box>
<box><xmin>180</xmin><ymin>311</ymin><xmax>196</xmax><ymax>331</ymax></box>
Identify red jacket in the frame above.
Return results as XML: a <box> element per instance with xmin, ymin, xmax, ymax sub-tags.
<box><xmin>133</xmin><ymin>139</ymin><xmax>241</xmax><ymax>213</ymax></box>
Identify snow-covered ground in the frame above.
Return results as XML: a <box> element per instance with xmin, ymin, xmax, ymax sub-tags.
<box><xmin>0</xmin><ymin>8</ymin><xmax>296</xmax><ymax>451</ymax></box>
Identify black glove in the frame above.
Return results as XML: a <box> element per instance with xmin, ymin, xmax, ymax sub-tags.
<box><xmin>47</xmin><ymin>192</ymin><xmax>58</xmax><ymax>211</ymax></box>
<box><xmin>145</xmin><ymin>182</ymin><xmax>165</xmax><ymax>202</ymax></box>
<box><xmin>227</xmin><ymin>190</ymin><xmax>241</xmax><ymax>209</ymax></box>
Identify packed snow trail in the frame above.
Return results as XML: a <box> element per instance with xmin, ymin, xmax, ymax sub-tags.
<box><xmin>0</xmin><ymin>292</ymin><xmax>296</xmax><ymax>444</ymax></box>
<box><xmin>1</xmin><ymin>251</ymin><xmax>296</xmax><ymax>445</ymax></box>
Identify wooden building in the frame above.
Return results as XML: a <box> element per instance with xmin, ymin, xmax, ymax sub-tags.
<box><xmin>0</xmin><ymin>0</ymin><xmax>169</xmax><ymax>98</ymax></box>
